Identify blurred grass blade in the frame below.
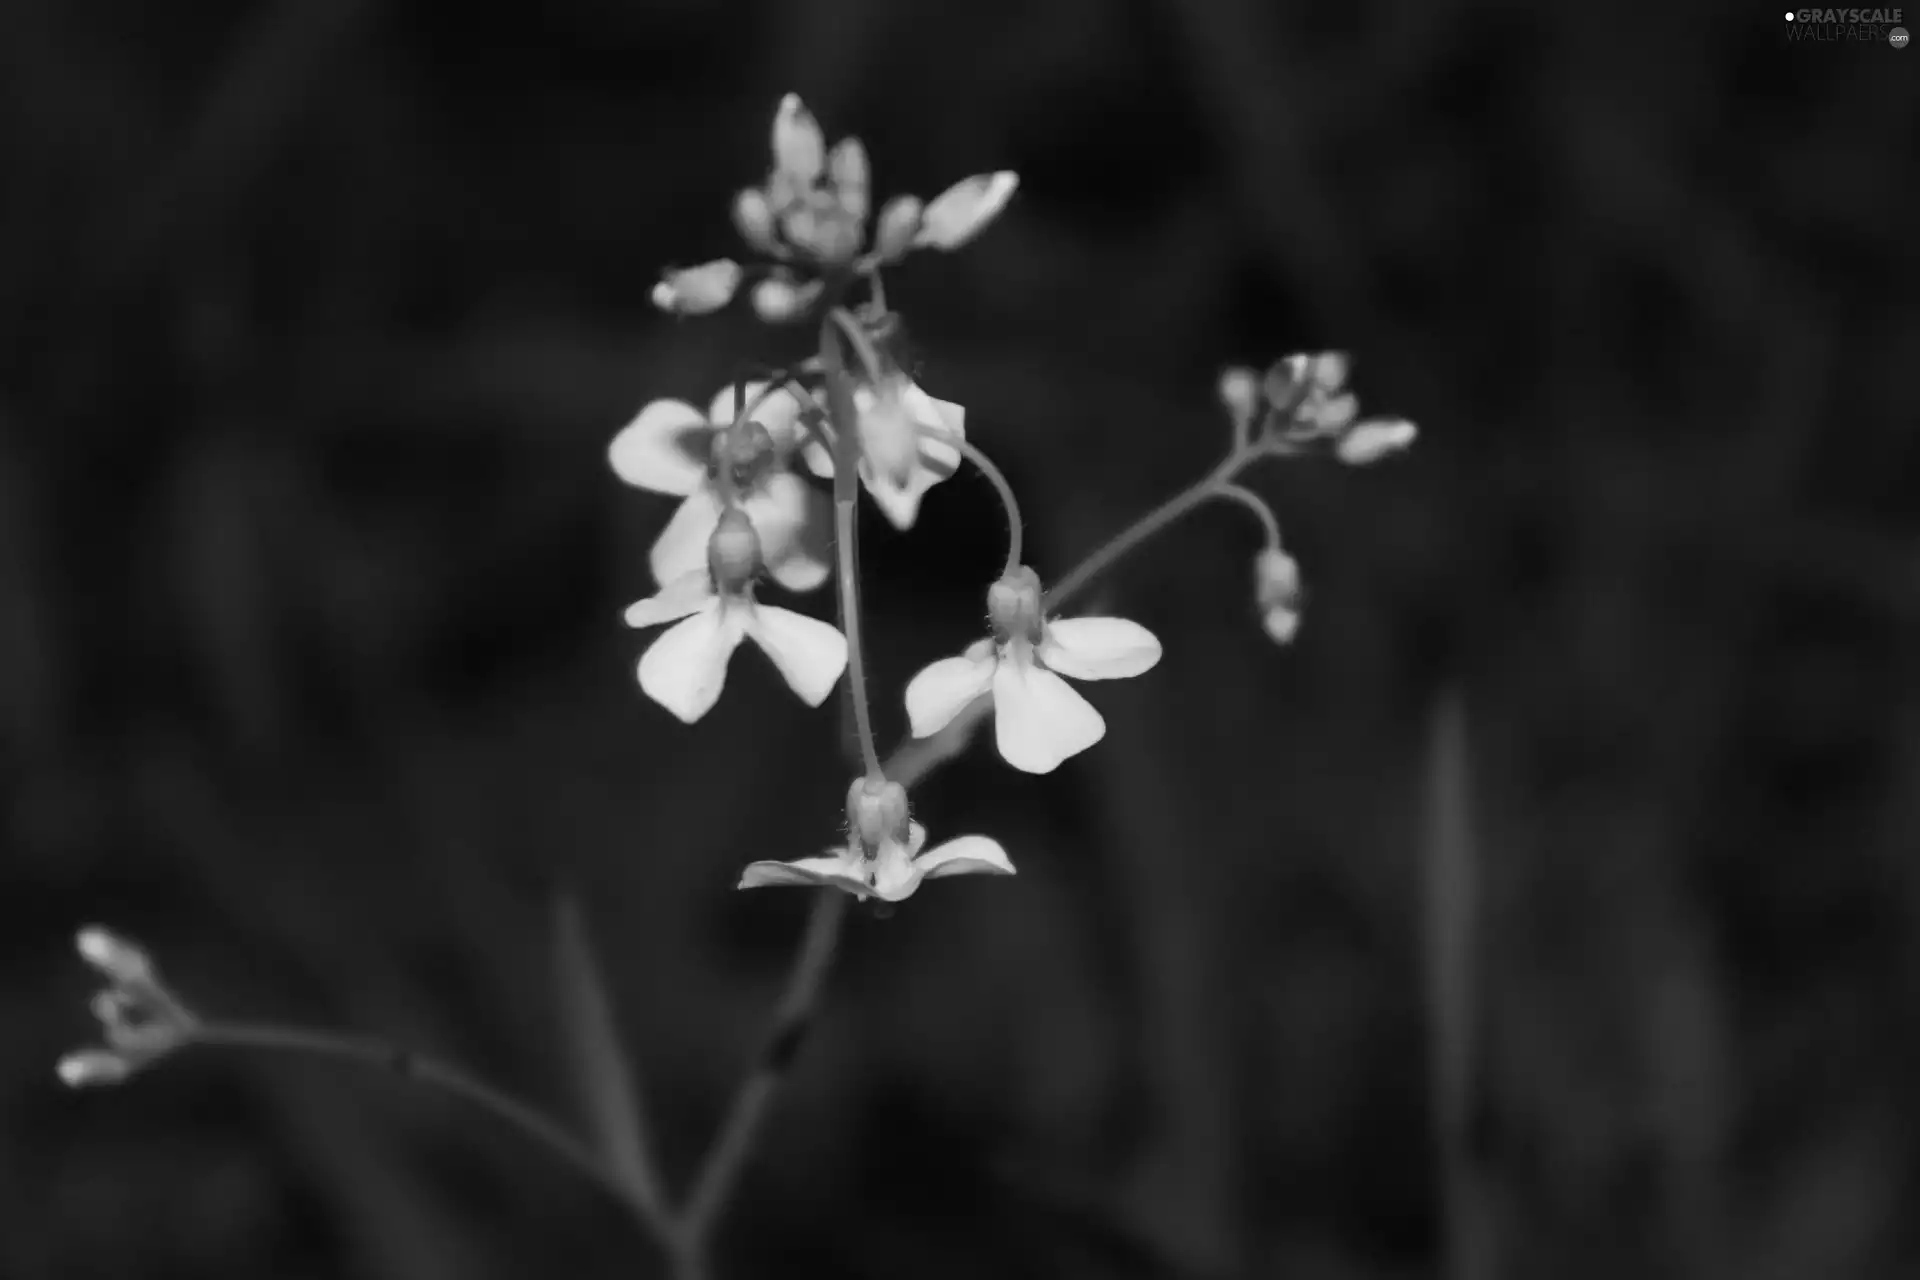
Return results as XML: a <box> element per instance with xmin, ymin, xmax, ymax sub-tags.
<box><xmin>551</xmin><ymin>889</ymin><xmax>666</xmax><ymax>1220</ymax></box>
<box><xmin>1423</xmin><ymin>689</ymin><xmax>1493</xmax><ymax>1280</ymax></box>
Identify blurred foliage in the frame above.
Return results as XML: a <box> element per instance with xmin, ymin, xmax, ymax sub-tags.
<box><xmin>2</xmin><ymin>0</ymin><xmax>1916</xmax><ymax>1277</ymax></box>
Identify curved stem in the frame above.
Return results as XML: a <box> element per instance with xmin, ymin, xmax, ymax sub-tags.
<box><xmin>1211</xmin><ymin>481</ymin><xmax>1281</xmax><ymax>551</ymax></box>
<box><xmin>818</xmin><ymin>317</ymin><xmax>884</xmax><ymax>782</ymax></box>
<box><xmin>193</xmin><ymin>1022</ymin><xmax>669</xmax><ymax>1238</ymax></box>
<box><xmin>921</xmin><ymin>425</ymin><xmax>1023</xmax><ymax>574</ymax></box>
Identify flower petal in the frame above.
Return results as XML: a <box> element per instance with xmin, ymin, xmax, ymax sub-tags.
<box><xmin>916</xmin><ymin>835</ymin><xmax>1017</xmax><ymax>880</ymax></box>
<box><xmin>743</xmin><ymin>604</ymin><xmax>847</xmax><ymax>706</ymax></box>
<box><xmin>610</xmin><ymin>399</ymin><xmax>709</xmax><ymax>495</ymax></box>
<box><xmin>904</xmin><ymin>641</ymin><xmax>997</xmax><ymax>737</ymax></box>
<box><xmin>869</xmin><ymin>826</ymin><xmax>930</xmax><ymax>901</ymax></box>
<box><xmin>623</xmin><ymin>569</ymin><xmax>715</xmax><ymax>629</ymax></box>
<box><xmin>771</xmin><ymin>93</ymin><xmax>824</xmax><ymax>185</ymax></box>
<box><xmin>992</xmin><ymin>655</ymin><xmax>1105</xmax><ymax>773</ymax></box>
<box><xmin>765</xmin><ymin>483</ymin><xmax>833</xmax><ymax>593</ymax></box>
<box><xmin>742</xmin><ymin>470</ymin><xmax>813</xmax><ymax>566</ymax></box>
<box><xmin>738</xmin><ymin>850</ymin><xmax>863</xmax><ymax>891</ymax></box>
<box><xmin>637</xmin><ymin>601</ymin><xmax>746</xmax><ymax>723</ymax></box>
<box><xmin>709</xmin><ymin>381</ymin><xmax>806</xmax><ymax>448</ymax></box>
<box><xmin>1038</xmin><ymin>617</ymin><xmax>1162</xmax><ymax>681</ymax></box>
<box><xmin>648</xmin><ymin>487</ymin><xmax>726</xmax><ymax>587</ymax></box>
<box><xmin>914</xmin><ymin>171</ymin><xmax>1019</xmax><ymax>250</ymax></box>
<box><xmin>863</xmin><ymin>462</ymin><xmax>937</xmax><ymax>530</ymax></box>
<box><xmin>903</xmin><ymin>385</ymin><xmax>965</xmax><ymax>473</ymax></box>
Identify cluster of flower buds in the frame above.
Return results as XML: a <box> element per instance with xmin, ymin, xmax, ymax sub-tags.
<box><xmin>652</xmin><ymin>94</ymin><xmax>1018</xmax><ymax>323</ymax></box>
<box><xmin>1222</xmin><ymin>351</ymin><xmax>1418</xmax><ymax>465</ymax></box>
<box><xmin>58</xmin><ymin>927</ymin><xmax>198</xmax><ymax>1088</ymax></box>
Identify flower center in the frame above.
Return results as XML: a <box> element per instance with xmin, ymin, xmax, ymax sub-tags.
<box><xmin>986</xmin><ymin>565</ymin><xmax>1045</xmax><ymax>645</ymax></box>
<box><xmin>711</xmin><ymin>420</ymin><xmax>777</xmax><ymax>495</ymax></box>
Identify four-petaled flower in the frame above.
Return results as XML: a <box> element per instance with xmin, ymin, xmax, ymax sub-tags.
<box><xmin>611</xmin><ymin>381</ymin><xmax>831</xmax><ymax>592</ymax></box>
<box><xmin>738</xmin><ymin>778</ymin><xmax>1015</xmax><ymax>902</ymax></box>
<box><xmin>59</xmin><ymin>925</ymin><xmax>198</xmax><ymax>1088</ymax></box>
<box><xmin>905</xmin><ymin>566</ymin><xmax>1163</xmax><ymax>774</ymax></box>
<box><xmin>803</xmin><ymin>374</ymin><xmax>966</xmax><ymax>530</ymax></box>
<box><xmin>626</xmin><ymin>508</ymin><xmax>847</xmax><ymax>724</ymax></box>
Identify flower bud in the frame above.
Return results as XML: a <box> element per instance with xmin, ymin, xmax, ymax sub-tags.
<box><xmin>714</xmin><ymin>418</ymin><xmax>776</xmax><ymax>491</ymax></box>
<box><xmin>1309</xmin><ymin>351</ymin><xmax>1350</xmax><ymax>394</ymax></box>
<box><xmin>732</xmin><ymin>189</ymin><xmax>777</xmax><ymax>253</ymax></box>
<box><xmin>1298</xmin><ymin>390</ymin><xmax>1357</xmax><ymax>434</ymax></box>
<box><xmin>707</xmin><ymin>507</ymin><xmax>763</xmax><ymax>594</ymax></box>
<box><xmin>829</xmin><ymin>137</ymin><xmax>870</xmax><ymax>223</ymax></box>
<box><xmin>1254</xmin><ymin>547</ymin><xmax>1303</xmax><ymax>645</ymax></box>
<box><xmin>872</xmin><ymin>196</ymin><xmax>923</xmax><ymax>263</ymax></box>
<box><xmin>846</xmin><ymin>776</ymin><xmax>910</xmax><ymax>852</ymax></box>
<box><xmin>915</xmin><ymin>172</ymin><xmax>1019</xmax><ymax>251</ymax></box>
<box><xmin>652</xmin><ymin>260</ymin><xmax>742</xmax><ymax>316</ymax></box>
<box><xmin>77</xmin><ymin>926</ymin><xmax>152</xmax><ymax>987</ymax></box>
<box><xmin>1336</xmin><ymin>417</ymin><xmax>1418</xmax><ymax>465</ymax></box>
<box><xmin>987</xmin><ymin>565</ymin><xmax>1044</xmax><ymax>641</ymax></box>
<box><xmin>859</xmin><ymin>381</ymin><xmax>921</xmax><ymax>485</ymax></box>
<box><xmin>751</xmin><ymin>273</ymin><xmax>825</xmax><ymax>323</ymax></box>
<box><xmin>1218</xmin><ymin>366</ymin><xmax>1260</xmax><ymax>426</ymax></box>
<box><xmin>58</xmin><ymin>1049</ymin><xmax>131</xmax><ymax>1089</ymax></box>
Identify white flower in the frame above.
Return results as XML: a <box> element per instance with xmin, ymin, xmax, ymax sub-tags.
<box><xmin>802</xmin><ymin>376</ymin><xmax>965</xmax><ymax>530</ymax></box>
<box><xmin>625</xmin><ymin>565</ymin><xmax>846</xmax><ymax>724</ymax></box>
<box><xmin>915</xmin><ymin>172</ymin><xmax>1019</xmax><ymax>251</ymax></box>
<box><xmin>739</xmin><ymin>822</ymin><xmax>1014</xmax><ymax>902</ymax></box>
<box><xmin>905</xmin><ymin>568</ymin><xmax>1163</xmax><ymax>774</ymax></box>
<box><xmin>610</xmin><ymin>381</ymin><xmax>830</xmax><ymax>592</ymax></box>
<box><xmin>61</xmin><ymin>926</ymin><xmax>197</xmax><ymax>1088</ymax></box>
<box><xmin>1336</xmin><ymin>417</ymin><xmax>1418</xmax><ymax>465</ymax></box>
<box><xmin>651</xmin><ymin>260</ymin><xmax>743</xmax><ymax>315</ymax></box>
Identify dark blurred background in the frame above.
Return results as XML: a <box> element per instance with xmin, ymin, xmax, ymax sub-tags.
<box><xmin>5</xmin><ymin>0</ymin><xmax>1917</xmax><ymax>1276</ymax></box>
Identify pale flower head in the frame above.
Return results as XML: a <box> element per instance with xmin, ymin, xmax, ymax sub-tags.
<box><xmin>651</xmin><ymin>259</ymin><xmax>743</xmax><ymax>316</ymax></box>
<box><xmin>623</xmin><ymin>511</ymin><xmax>847</xmax><ymax>724</ymax></box>
<box><xmin>905</xmin><ymin>567</ymin><xmax>1164</xmax><ymax>774</ymax></box>
<box><xmin>609</xmin><ymin>381</ymin><xmax>831</xmax><ymax>593</ymax></box>
<box><xmin>61</xmin><ymin>926</ymin><xmax>197</xmax><ymax>1088</ymax></box>
<box><xmin>803</xmin><ymin>374</ymin><xmax>965</xmax><ymax>530</ymax></box>
<box><xmin>1258</xmin><ymin>351</ymin><xmax>1419</xmax><ymax>466</ymax></box>
<box><xmin>915</xmin><ymin>172</ymin><xmax>1019</xmax><ymax>251</ymax></box>
<box><xmin>737</xmin><ymin>777</ymin><xmax>1015</xmax><ymax>902</ymax></box>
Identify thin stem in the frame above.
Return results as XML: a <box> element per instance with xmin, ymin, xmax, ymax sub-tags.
<box><xmin>921</xmin><ymin>425</ymin><xmax>1023</xmax><ymax>574</ymax></box>
<box><xmin>1211</xmin><ymin>481</ymin><xmax>1281</xmax><ymax>551</ymax></box>
<box><xmin>1044</xmin><ymin>453</ymin><xmax>1242</xmax><ymax>612</ymax></box>
<box><xmin>866</xmin><ymin>266</ymin><xmax>889</xmax><ymax>315</ymax></box>
<box><xmin>679</xmin><ymin>891</ymin><xmax>849</xmax><ymax>1243</ymax></box>
<box><xmin>818</xmin><ymin>318</ymin><xmax>884</xmax><ymax>782</ymax></box>
<box><xmin>193</xmin><ymin>1022</ymin><xmax>669</xmax><ymax>1239</ymax></box>
<box><xmin>827</xmin><ymin>306</ymin><xmax>885</xmax><ymax>384</ymax></box>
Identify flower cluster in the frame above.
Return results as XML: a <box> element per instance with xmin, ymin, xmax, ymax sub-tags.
<box><xmin>58</xmin><ymin>927</ymin><xmax>197</xmax><ymax>1088</ymax></box>
<box><xmin>611</xmin><ymin>97</ymin><xmax>1416</xmax><ymax>902</ymax></box>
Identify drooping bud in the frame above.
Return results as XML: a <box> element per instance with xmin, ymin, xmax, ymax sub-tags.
<box><xmin>65</xmin><ymin>925</ymin><xmax>198</xmax><ymax>1087</ymax></box>
<box><xmin>1254</xmin><ymin>547</ymin><xmax>1304</xmax><ymax>645</ymax></box>
<box><xmin>651</xmin><ymin>260</ymin><xmax>743</xmax><ymax>316</ymax></box>
<box><xmin>845</xmin><ymin>776</ymin><xmax>910</xmax><ymax>854</ymax></box>
<box><xmin>1336</xmin><ymin>417</ymin><xmax>1418</xmax><ymax>465</ymax></box>
<box><xmin>987</xmin><ymin>565</ymin><xmax>1045</xmax><ymax>642</ymax></box>
<box><xmin>707</xmin><ymin>507</ymin><xmax>763</xmax><ymax>594</ymax></box>
<box><xmin>858</xmin><ymin>380</ymin><xmax>922</xmax><ymax>485</ymax></box>
<box><xmin>872</xmin><ymin>196</ymin><xmax>923</xmax><ymax>263</ymax></box>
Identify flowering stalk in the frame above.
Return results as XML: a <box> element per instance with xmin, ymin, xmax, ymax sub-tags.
<box><xmin>819</xmin><ymin>312</ymin><xmax>885</xmax><ymax>782</ymax></box>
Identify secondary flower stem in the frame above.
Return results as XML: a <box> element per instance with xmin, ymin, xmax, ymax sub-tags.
<box><xmin>922</xmin><ymin>425</ymin><xmax>1023</xmax><ymax>574</ymax></box>
<box><xmin>819</xmin><ymin>318</ymin><xmax>885</xmax><ymax>782</ymax></box>
<box><xmin>193</xmin><ymin>1022</ymin><xmax>671</xmax><ymax>1239</ymax></box>
<box><xmin>1044</xmin><ymin>452</ymin><xmax>1244</xmax><ymax>612</ymax></box>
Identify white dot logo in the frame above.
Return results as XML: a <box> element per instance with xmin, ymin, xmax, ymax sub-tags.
<box><xmin>1785</xmin><ymin>9</ymin><xmax>1794</xmax><ymax>16</ymax></box>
